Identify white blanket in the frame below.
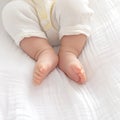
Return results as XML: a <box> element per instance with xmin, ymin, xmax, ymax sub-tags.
<box><xmin>0</xmin><ymin>0</ymin><xmax>120</xmax><ymax>119</ymax></box>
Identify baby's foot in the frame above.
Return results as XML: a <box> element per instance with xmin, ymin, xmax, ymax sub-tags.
<box><xmin>33</xmin><ymin>48</ymin><xmax>58</xmax><ymax>84</ymax></box>
<box><xmin>58</xmin><ymin>51</ymin><xmax>86</xmax><ymax>84</ymax></box>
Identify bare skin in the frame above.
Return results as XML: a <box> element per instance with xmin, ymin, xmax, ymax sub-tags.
<box><xmin>58</xmin><ymin>34</ymin><xmax>87</xmax><ymax>84</ymax></box>
<box><xmin>20</xmin><ymin>34</ymin><xmax>87</xmax><ymax>84</ymax></box>
<box><xmin>20</xmin><ymin>37</ymin><xmax>58</xmax><ymax>84</ymax></box>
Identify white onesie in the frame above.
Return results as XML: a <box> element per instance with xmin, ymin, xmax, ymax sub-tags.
<box><xmin>2</xmin><ymin>0</ymin><xmax>94</xmax><ymax>46</ymax></box>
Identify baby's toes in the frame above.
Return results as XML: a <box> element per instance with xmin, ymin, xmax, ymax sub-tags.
<box><xmin>33</xmin><ymin>73</ymin><xmax>42</xmax><ymax>84</ymax></box>
<box><xmin>72</xmin><ymin>65</ymin><xmax>86</xmax><ymax>84</ymax></box>
<box><xmin>78</xmin><ymin>70</ymin><xmax>86</xmax><ymax>84</ymax></box>
<box><xmin>33</xmin><ymin>65</ymin><xmax>48</xmax><ymax>84</ymax></box>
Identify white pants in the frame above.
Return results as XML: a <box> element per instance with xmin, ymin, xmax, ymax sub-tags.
<box><xmin>2</xmin><ymin>0</ymin><xmax>93</xmax><ymax>46</ymax></box>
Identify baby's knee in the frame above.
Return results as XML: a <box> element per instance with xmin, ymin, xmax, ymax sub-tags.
<box><xmin>56</xmin><ymin>0</ymin><xmax>93</xmax><ymax>17</ymax></box>
<box><xmin>2</xmin><ymin>0</ymin><xmax>38</xmax><ymax>46</ymax></box>
<box><xmin>2</xmin><ymin>0</ymin><xmax>33</xmax><ymax>22</ymax></box>
<box><xmin>55</xmin><ymin>0</ymin><xmax>94</xmax><ymax>39</ymax></box>
<box><xmin>3</xmin><ymin>1</ymin><xmax>23</xmax><ymax>17</ymax></box>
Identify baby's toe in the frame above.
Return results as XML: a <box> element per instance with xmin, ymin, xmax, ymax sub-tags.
<box><xmin>78</xmin><ymin>71</ymin><xmax>86</xmax><ymax>84</ymax></box>
<box><xmin>72</xmin><ymin>65</ymin><xmax>86</xmax><ymax>84</ymax></box>
<box><xmin>33</xmin><ymin>65</ymin><xmax>47</xmax><ymax>84</ymax></box>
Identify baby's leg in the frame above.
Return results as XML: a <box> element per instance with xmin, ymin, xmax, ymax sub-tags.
<box><xmin>20</xmin><ymin>37</ymin><xmax>58</xmax><ymax>84</ymax></box>
<box><xmin>53</xmin><ymin>0</ymin><xmax>93</xmax><ymax>83</ymax></box>
<box><xmin>59</xmin><ymin>34</ymin><xmax>87</xmax><ymax>84</ymax></box>
<box><xmin>2</xmin><ymin>0</ymin><xmax>58</xmax><ymax>84</ymax></box>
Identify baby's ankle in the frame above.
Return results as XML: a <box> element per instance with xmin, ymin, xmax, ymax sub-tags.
<box><xmin>35</xmin><ymin>47</ymin><xmax>55</xmax><ymax>61</ymax></box>
<box><xmin>59</xmin><ymin>45</ymin><xmax>79</xmax><ymax>57</ymax></box>
<box><xmin>60</xmin><ymin>34</ymin><xmax>87</xmax><ymax>57</ymax></box>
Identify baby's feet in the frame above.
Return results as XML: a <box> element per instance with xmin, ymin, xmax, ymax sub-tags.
<box><xmin>33</xmin><ymin>48</ymin><xmax>58</xmax><ymax>84</ymax></box>
<box><xmin>58</xmin><ymin>50</ymin><xmax>86</xmax><ymax>84</ymax></box>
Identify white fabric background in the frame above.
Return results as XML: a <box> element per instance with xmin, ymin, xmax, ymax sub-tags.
<box><xmin>0</xmin><ymin>0</ymin><xmax>120</xmax><ymax>120</ymax></box>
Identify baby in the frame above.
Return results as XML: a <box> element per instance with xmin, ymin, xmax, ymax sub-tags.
<box><xmin>2</xmin><ymin>0</ymin><xmax>93</xmax><ymax>84</ymax></box>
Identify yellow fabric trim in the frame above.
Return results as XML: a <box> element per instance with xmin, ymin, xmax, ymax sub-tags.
<box><xmin>50</xmin><ymin>1</ymin><xmax>57</xmax><ymax>30</ymax></box>
<box><xmin>30</xmin><ymin>0</ymin><xmax>56</xmax><ymax>31</ymax></box>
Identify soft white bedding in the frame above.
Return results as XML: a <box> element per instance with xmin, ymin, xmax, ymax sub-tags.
<box><xmin>0</xmin><ymin>0</ymin><xmax>120</xmax><ymax>120</ymax></box>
